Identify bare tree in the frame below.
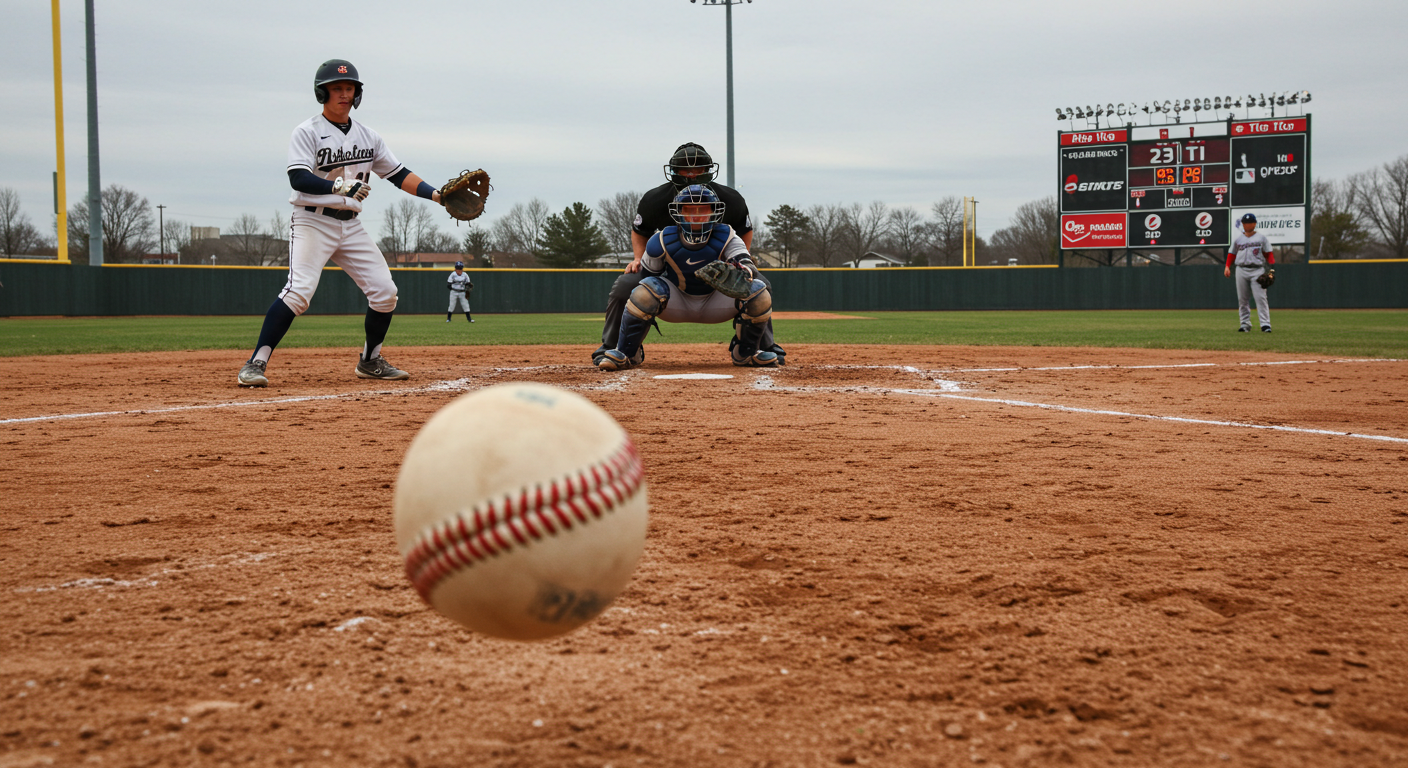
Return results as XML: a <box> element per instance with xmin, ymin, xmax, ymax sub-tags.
<box><xmin>838</xmin><ymin>201</ymin><xmax>891</xmax><ymax>262</ymax></box>
<box><xmin>883</xmin><ymin>207</ymin><xmax>926</xmax><ymax>265</ymax></box>
<box><xmin>0</xmin><ymin>187</ymin><xmax>47</xmax><ymax>257</ymax></box>
<box><xmin>595</xmin><ymin>191</ymin><xmax>640</xmax><ymax>256</ymax></box>
<box><xmin>1310</xmin><ymin>178</ymin><xmax>1369</xmax><ymax>259</ymax></box>
<box><xmin>1349</xmin><ymin>154</ymin><xmax>1408</xmax><ymax>258</ymax></box>
<box><xmin>925</xmin><ymin>196</ymin><xmax>964</xmax><ymax>266</ymax></box>
<box><xmin>225</xmin><ymin>214</ymin><xmax>275</xmax><ymax>265</ymax></box>
<box><xmin>417</xmin><ymin>229</ymin><xmax>460</xmax><ymax>254</ymax></box>
<box><xmin>64</xmin><ymin>184</ymin><xmax>157</xmax><ymax>263</ymax></box>
<box><xmin>490</xmin><ymin>198</ymin><xmax>550</xmax><ymax>255</ymax></box>
<box><xmin>987</xmin><ymin>196</ymin><xmax>1059</xmax><ymax>265</ymax></box>
<box><xmin>161</xmin><ymin>217</ymin><xmax>191</xmax><ymax>260</ymax></box>
<box><xmin>379</xmin><ymin>199</ymin><xmax>418</xmax><ymax>263</ymax></box>
<box><xmin>802</xmin><ymin>204</ymin><xmax>846</xmax><ymax>267</ymax></box>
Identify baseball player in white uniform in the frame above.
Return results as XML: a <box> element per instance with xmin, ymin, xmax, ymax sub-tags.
<box><xmin>447</xmin><ymin>261</ymin><xmax>474</xmax><ymax>323</ymax></box>
<box><xmin>237</xmin><ymin>59</ymin><xmax>451</xmax><ymax>387</ymax></box>
<box><xmin>1224</xmin><ymin>213</ymin><xmax>1276</xmax><ymax>333</ymax></box>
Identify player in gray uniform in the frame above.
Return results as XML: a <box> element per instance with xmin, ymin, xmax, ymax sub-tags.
<box><xmin>237</xmin><ymin>59</ymin><xmax>452</xmax><ymax>387</ymax></box>
<box><xmin>446</xmin><ymin>261</ymin><xmax>474</xmax><ymax>323</ymax></box>
<box><xmin>1224</xmin><ymin>213</ymin><xmax>1276</xmax><ymax>332</ymax></box>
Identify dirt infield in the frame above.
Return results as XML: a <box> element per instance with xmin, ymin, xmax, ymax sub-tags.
<box><xmin>2</xmin><ymin>344</ymin><xmax>1406</xmax><ymax>768</ymax></box>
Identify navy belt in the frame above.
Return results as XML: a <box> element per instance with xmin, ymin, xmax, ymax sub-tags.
<box><xmin>1237</xmin><ymin>263</ymin><xmax>1264</xmax><ymax>268</ymax></box>
<box><xmin>304</xmin><ymin>206</ymin><xmax>357</xmax><ymax>221</ymax></box>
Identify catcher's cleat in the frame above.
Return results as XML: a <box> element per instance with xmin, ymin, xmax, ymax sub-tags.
<box><xmin>732</xmin><ymin>349</ymin><xmax>780</xmax><ymax>368</ymax></box>
<box><xmin>237</xmin><ymin>359</ymin><xmax>268</xmax><ymax>387</ymax></box>
<box><xmin>598</xmin><ymin>349</ymin><xmax>640</xmax><ymax>371</ymax></box>
<box><xmin>355</xmin><ymin>355</ymin><xmax>410</xmax><ymax>381</ymax></box>
<box><xmin>594</xmin><ymin>346</ymin><xmax>643</xmax><ymax>369</ymax></box>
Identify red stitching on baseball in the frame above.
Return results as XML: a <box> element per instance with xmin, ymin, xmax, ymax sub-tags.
<box><xmin>404</xmin><ymin>438</ymin><xmax>644</xmax><ymax>602</ymax></box>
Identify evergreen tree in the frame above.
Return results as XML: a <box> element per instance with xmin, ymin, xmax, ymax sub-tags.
<box><xmin>764</xmin><ymin>204</ymin><xmax>811</xmax><ymax>268</ymax></box>
<box><xmin>536</xmin><ymin>202</ymin><xmax>610</xmax><ymax>268</ymax></box>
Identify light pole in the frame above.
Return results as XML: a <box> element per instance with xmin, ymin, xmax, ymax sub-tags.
<box><xmin>690</xmin><ymin>0</ymin><xmax>751</xmax><ymax>188</ymax></box>
<box><xmin>156</xmin><ymin>204</ymin><xmax>166</xmax><ymax>261</ymax></box>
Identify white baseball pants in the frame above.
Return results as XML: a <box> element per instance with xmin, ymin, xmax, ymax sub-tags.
<box><xmin>448</xmin><ymin>291</ymin><xmax>471</xmax><ymax>312</ymax></box>
<box><xmin>278</xmin><ymin>209</ymin><xmax>398</xmax><ymax>315</ymax></box>
<box><xmin>657</xmin><ymin>284</ymin><xmax>738</xmax><ymax>325</ymax></box>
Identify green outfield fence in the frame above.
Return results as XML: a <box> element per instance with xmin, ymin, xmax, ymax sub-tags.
<box><xmin>0</xmin><ymin>261</ymin><xmax>1404</xmax><ymax>316</ymax></box>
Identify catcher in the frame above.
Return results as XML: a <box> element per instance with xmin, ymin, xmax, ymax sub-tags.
<box><xmin>1224</xmin><ymin>212</ymin><xmax>1275</xmax><ymax>333</ymax></box>
<box><xmin>597</xmin><ymin>185</ymin><xmax>779</xmax><ymax>370</ymax></box>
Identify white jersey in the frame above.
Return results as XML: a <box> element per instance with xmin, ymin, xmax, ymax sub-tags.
<box><xmin>287</xmin><ymin>114</ymin><xmax>403</xmax><ymax>213</ymax></box>
<box><xmin>447</xmin><ymin>271</ymin><xmax>473</xmax><ymax>291</ymax></box>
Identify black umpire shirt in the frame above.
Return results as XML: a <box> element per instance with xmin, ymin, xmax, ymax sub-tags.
<box><xmin>632</xmin><ymin>182</ymin><xmax>753</xmax><ymax>238</ymax></box>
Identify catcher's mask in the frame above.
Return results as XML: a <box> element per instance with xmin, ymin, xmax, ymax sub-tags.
<box><xmin>669</xmin><ymin>185</ymin><xmax>725</xmax><ymax>246</ymax></box>
<box><xmin>314</xmin><ymin>59</ymin><xmax>363</xmax><ymax>109</ymax></box>
<box><xmin>664</xmin><ymin>143</ymin><xmax>719</xmax><ymax>187</ymax></box>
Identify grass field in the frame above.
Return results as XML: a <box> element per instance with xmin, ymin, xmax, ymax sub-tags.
<box><xmin>1</xmin><ymin>309</ymin><xmax>1405</xmax><ymax>358</ymax></box>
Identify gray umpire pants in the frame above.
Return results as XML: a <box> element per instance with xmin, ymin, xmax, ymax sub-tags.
<box><xmin>1235</xmin><ymin>265</ymin><xmax>1270</xmax><ymax>329</ymax></box>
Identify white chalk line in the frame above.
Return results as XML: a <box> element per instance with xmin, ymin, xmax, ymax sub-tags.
<box><xmin>14</xmin><ymin>551</ymin><xmax>283</xmax><ymax>594</ymax></box>
<box><xmin>0</xmin><ymin>366</ymin><xmax>629</xmax><ymax>426</ymax></box>
<box><xmin>752</xmin><ymin>375</ymin><xmax>1408</xmax><ymax>445</ymax></box>
<box><xmin>950</xmin><ymin>358</ymin><xmax>1402</xmax><ymax>374</ymax></box>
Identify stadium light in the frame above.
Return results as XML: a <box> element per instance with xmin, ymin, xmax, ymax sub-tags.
<box><xmin>689</xmin><ymin>0</ymin><xmax>752</xmax><ymax>187</ymax></box>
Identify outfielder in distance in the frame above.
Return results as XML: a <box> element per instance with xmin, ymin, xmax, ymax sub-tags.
<box><xmin>237</xmin><ymin>59</ymin><xmax>453</xmax><ymax>387</ymax></box>
<box><xmin>446</xmin><ymin>261</ymin><xmax>474</xmax><ymax>323</ymax></box>
<box><xmin>592</xmin><ymin>143</ymin><xmax>785</xmax><ymax>368</ymax></box>
<box><xmin>598</xmin><ymin>184</ymin><xmax>779</xmax><ymax>370</ymax></box>
<box><xmin>1225</xmin><ymin>213</ymin><xmax>1276</xmax><ymax>333</ymax></box>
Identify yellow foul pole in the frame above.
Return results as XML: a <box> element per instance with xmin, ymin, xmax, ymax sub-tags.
<box><xmin>962</xmin><ymin>197</ymin><xmax>969</xmax><ymax>267</ymax></box>
<box><xmin>52</xmin><ymin>0</ymin><xmax>69</xmax><ymax>263</ymax></box>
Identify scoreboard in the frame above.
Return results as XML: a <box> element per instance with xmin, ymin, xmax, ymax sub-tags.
<box><xmin>1058</xmin><ymin>117</ymin><xmax>1311</xmax><ymax>251</ymax></box>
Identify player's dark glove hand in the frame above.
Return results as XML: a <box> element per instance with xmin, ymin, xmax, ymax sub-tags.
<box><xmin>1257</xmin><ymin>269</ymin><xmax>1275</xmax><ymax>289</ymax></box>
<box><xmin>439</xmin><ymin>169</ymin><xmax>491</xmax><ymax>222</ymax></box>
<box><xmin>696</xmin><ymin>261</ymin><xmax>754</xmax><ymax>300</ymax></box>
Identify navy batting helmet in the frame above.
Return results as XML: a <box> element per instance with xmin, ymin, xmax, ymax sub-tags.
<box><xmin>1241</xmin><ymin>213</ymin><xmax>1257</xmax><ymax>224</ymax></box>
<box><xmin>314</xmin><ymin>59</ymin><xmax>363</xmax><ymax>108</ymax></box>
<box><xmin>664</xmin><ymin>143</ymin><xmax>719</xmax><ymax>188</ymax></box>
<box><xmin>455</xmin><ymin>261</ymin><xmax>464</xmax><ymax>268</ymax></box>
<box><xmin>669</xmin><ymin>184</ymin><xmax>725</xmax><ymax>246</ymax></box>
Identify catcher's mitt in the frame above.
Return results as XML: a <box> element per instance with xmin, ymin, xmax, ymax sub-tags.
<box><xmin>439</xmin><ymin>169</ymin><xmax>491</xmax><ymax>222</ymax></box>
<box><xmin>696</xmin><ymin>261</ymin><xmax>753</xmax><ymax>300</ymax></box>
<box><xmin>1256</xmin><ymin>269</ymin><xmax>1275</xmax><ymax>289</ymax></box>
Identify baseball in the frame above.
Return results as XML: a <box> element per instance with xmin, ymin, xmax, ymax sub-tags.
<box><xmin>393</xmin><ymin>383</ymin><xmax>648</xmax><ymax>641</ymax></box>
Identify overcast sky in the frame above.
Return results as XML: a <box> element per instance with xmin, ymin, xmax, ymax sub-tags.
<box><xmin>3</xmin><ymin>0</ymin><xmax>1405</xmax><ymax>241</ymax></box>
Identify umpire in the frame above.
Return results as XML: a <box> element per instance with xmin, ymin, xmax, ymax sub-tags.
<box><xmin>591</xmin><ymin>143</ymin><xmax>785</xmax><ymax>366</ymax></box>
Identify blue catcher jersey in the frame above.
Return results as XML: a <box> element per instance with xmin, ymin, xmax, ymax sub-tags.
<box><xmin>643</xmin><ymin>224</ymin><xmax>751</xmax><ymax>296</ymax></box>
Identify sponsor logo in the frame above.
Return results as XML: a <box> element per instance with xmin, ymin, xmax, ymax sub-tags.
<box><xmin>1060</xmin><ymin>130</ymin><xmax>1128</xmax><ymax>146</ymax></box>
<box><xmin>1235</xmin><ymin>168</ymin><xmax>1256</xmax><ymax>183</ymax></box>
<box><xmin>1166</xmin><ymin>196</ymin><xmax>1192</xmax><ymax>208</ymax></box>
<box><xmin>1195</xmin><ymin>212</ymin><xmax>1213</xmax><ymax>229</ymax></box>
<box><xmin>1144</xmin><ymin>214</ymin><xmax>1162</xmax><ymax>231</ymax></box>
<box><xmin>1160</xmin><ymin>129</ymin><xmax>1169</xmax><ymax>140</ymax></box>
<box><xmin>686</xmin><ymin>257</ymin><xmax>706</xmax><ymax>266</ymax></box>
<box><xmin>633</xmin><ymin>214</ymin><xmax>643</xmax><ymax>227</ymax></box>
<box><xmin>1261</xmin><ymin>165</ymin><xmax>1298</xmax><ymax>177</ymax></box>
<box><xmin>1064</xmin><ymin>149</ymin><xmax>1121</xmax><ymax>159</ymax></box>
<box><xmin>1061</xmin><ymin>214</ymin><xmax>1125</xmax><ymax>247</ymax></box>
<box><xmin>1063</xmin><ymin>174</ymin><xmax>1124</xmax><ymax>193</ymax></box>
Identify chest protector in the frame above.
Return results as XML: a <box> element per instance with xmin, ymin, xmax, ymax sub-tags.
<box><xmin>657</xmin><ymin>224</ymin><xmax>734</xmax><ymax>296</ymax></box>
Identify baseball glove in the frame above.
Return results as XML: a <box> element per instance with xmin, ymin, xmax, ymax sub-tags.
<box><xmin>696</xmin><ymin>261</ymin><xmax>753</xmax><ymax>300</ymax></box>
<box><xmin>439</xmin><ymin>169</ymin><xmax>491</xmax><ymax>222</ymax></box>
<box><xmin>1257</xmin><ymin>269</ymin><xmax>1275</xmax><ymax>289</ymax></box>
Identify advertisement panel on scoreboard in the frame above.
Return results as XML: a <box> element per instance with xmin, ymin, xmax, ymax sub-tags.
<box><xmin>1059</xmin><ymin>144</ymin><xmax>1127</xmax><ymax>213</ymax></box>
<box><xmin>1130</xmin><ymin>209</ymin><xmax>1230</xmax><ymax>248</ymax></box>
<box><xmin>1230</xmin><ymin>208</ymin><xmax>1306</xmax><ymax>245</ymax></box>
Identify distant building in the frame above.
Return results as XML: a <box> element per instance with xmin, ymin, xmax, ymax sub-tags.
<box><xmin>191</xmin><ymin>226</ymin><xmax>219</xmax><ymax>241</ymax></box>
<box><xmin>843</xmin><ymin>252</ymin><xmax>906</xmax><ymax>269</ymax></box>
